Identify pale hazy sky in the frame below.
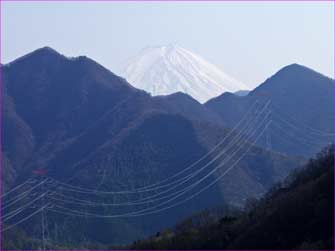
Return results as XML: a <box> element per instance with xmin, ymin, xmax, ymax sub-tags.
<box><xmin>2</xmin><ymin>1</ymin><xmax>334</xmax><ymax>88</ymax></box>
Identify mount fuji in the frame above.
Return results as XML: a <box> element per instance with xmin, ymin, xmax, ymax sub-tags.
<box><xmin>122</xmin><ymin>45</ymin><xmax>249</xmax><ymax>103</ymax></box>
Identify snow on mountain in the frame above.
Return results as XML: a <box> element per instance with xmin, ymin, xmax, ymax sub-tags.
<box><xmin>121</xmin><ymin>45</ymin><xmax>248</xmax><ymax>103</ymax></box>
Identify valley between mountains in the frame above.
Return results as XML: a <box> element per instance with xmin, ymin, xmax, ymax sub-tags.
<box><xmin>2</xmin><ymin>47</ymin><xmax>333</xmax><ymax>249</ymax></box>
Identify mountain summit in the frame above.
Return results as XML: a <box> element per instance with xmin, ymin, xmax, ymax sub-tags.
<box><xmin>122</xmin><ymin>45</ymin><xmax>248</xmax><ymax>103</ymax></box>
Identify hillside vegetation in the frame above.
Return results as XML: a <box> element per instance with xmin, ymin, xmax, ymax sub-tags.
<box><xmin>130</xmin><ymin>145</ymin><xmax>334</xmax><ymax>250</ymax></box>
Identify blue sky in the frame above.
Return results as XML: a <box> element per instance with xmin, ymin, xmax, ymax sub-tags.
<box><xmin>2</xmin><ymin>1</ymin><xmax>334</xmax><ymax>88</ymax></box>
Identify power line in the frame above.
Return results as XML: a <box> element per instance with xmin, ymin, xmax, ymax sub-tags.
<box><xmin>48</xmin><ymin>111</ymin><xmax>270</xmax><ymax>218</ymax></box>
<box><xmin>271</xmin><ymin>105</ymin><xmax>334</xmax><ymax>136</ymax></box>
<box><xmin>49</xmin><ymin>100</ymin><xmax>270</xmax><ymax>196</ymax></box>
<box><xmin>0</xmin><ymin>100</ymin><xmax>266</xmax><ymax>240</ymax></box>
<box><xmin>272</xmin><ymin>121</ymin><xmax>330</xmax><ymax>148</ymax></box>
<box><xmin>48</xmin><ymin>119</ymin><xmax>269</xmax><ymax>219</ymax></box>
<box><xmin>2</xmin><ymin>179</ymin><xmax>50</xmax><ymax>210</ymax></box>
<box><xmin>49</xmin><ymin>100</ymin><xmax>264</xmax><ymax>195</ymax></box>
<box><xmin>1</xmin><ymin>178</ymin><xmax>34</xmax><ymax>199</ymax></box>
<box><xmin>1</xmin><ymin>205</ymin><xmax>50</xmax><ymax>233</ymax></box>
<box><xmin>49</xmin><ymin>104</ymin><xmax>271</xmax><ymax>208</ymax></box>
<box><xmin>2</xmin><ymin>191</ymin><xmax>48</xmax><ymax>222</ymax></box>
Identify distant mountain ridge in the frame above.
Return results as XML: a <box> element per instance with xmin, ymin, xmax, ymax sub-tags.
<box><xmin>2</xmin><ymin>47</ymin><xmax>332</xmax><ymax>248</ymax></box>
<box><xmin>205</xmin><ymin>63</ymin><xmax>334</xmax><ymax>157</ymax></box>
<box><xmin>122</xmin><ymin>45</ymin><xmax>248</xmax><ymax>103</ymax></box>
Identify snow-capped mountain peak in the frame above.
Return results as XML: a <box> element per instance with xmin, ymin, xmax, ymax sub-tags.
<box><xmin>122</xmin><ymin>45</ymin><xmax>248</xmax><ymax>103</ymax></box>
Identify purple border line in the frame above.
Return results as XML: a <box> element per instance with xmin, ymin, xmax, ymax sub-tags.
<box><xmin>0</xmin><ymin>0</ymin><xmax>334</xmax><ymax>2</ymax></box>
<box><xmin>0</xmin><ymin>1</ymin><xmax>334</xmax><ymax>251</ymax></box>
<box><xmin>333</xmin><ymin>2</ymin><xmax>335</xmax><ymax>249</ymax></box>
<box><xmin>0</xmin><ymin>0</ymin><xmax>2</xmax><ymax>248</ymax></box>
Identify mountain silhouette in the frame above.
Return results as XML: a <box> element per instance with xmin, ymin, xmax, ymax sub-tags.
<box><xmin>2</xmin><ymin>48</ymin><xmax>324</xmax><ymax>247</ymax></box>
<box><xmin>206</xmin><ymin>63</ymin><xmax>334</xmax><ymax>157</ymax></box>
